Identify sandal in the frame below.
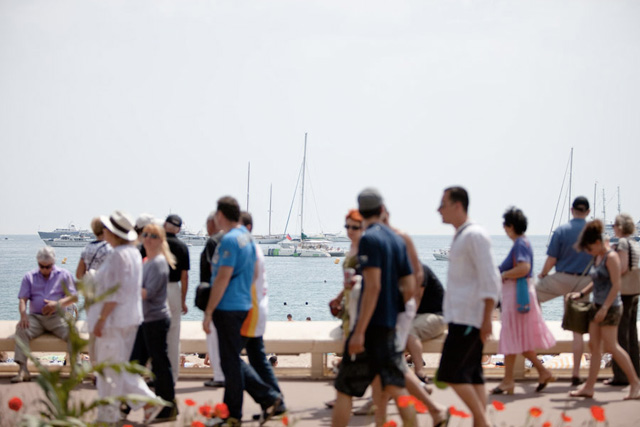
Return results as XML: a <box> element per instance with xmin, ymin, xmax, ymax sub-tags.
<box><xmin>143</xmin><ymin>404</ymin><xmax>164</xmax><ymax>425</ymax></box>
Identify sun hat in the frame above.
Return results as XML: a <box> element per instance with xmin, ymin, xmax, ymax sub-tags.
<box><xmin>358</xmin><ymin>188</ymin><xmax>384</xmax><ymax>211</ymax></box>
<box><xmin>165</xmin><ymin>214</ymin><xmax>183</xmax><ymax>228</ymax></box>
<box><xmin>100</xmin><ymin>210</ymin><xmax>138</xmax><ymax>241</ymax></box>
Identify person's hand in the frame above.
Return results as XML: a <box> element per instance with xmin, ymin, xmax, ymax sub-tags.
<box><xmin>202</xmin><ymin>312</ymin><xmax>212</xmax><ymax>334</ymax></box>
<box><xmin>93</xmin><ymin>318</ymin><xmax>105</xmax><ymax>337</ymax></box>
<box><xmin>18</xmin><ymin>313</ymin><xmax>29</xmax><ymax>329</ymax></box>
<box><xmin>567</xmin><ymin>292</ymin><xmax>581</xmax><ymax>301</ymax></box>
<box><xmin>41</xmin><ymin>299</ymin><xmax>58</xmax><ymax>316</ymax></box>
<box><xmin>347</xmin><ymin>331</ymin><xmax>365</xmax><ymax>358</ymax></box>
<box><xmin>182</xmin><ymin>302</ymin><xmax>189</xmax><ymax>315</ymax></box>
<box><xmin>480</xmin><ymin>318</ymin><xmax>492</xmax><ymax>344</ymax></box>
<box><xmin>329</xmin><ymin>296</ymin><xmax>343</xmax><ymax>317</ymax></box>
<box><xmin>538</xmin><ymin>272</ymin><xmax>547</xmax><ymax>280</ymax></box>
<box><xmin>594</xmin><ymin>306</ymin><xmax>607</xmax><ymax>323</ymax></box>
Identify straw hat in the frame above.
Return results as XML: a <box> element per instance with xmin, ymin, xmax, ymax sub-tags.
<box><xmin>101</xmin><ymin>210</ymin><xmax>138</xmax><ymax>241</ymax></box>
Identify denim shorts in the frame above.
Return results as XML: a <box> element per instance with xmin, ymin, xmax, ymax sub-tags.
<box><xmin>590</xmin><ymin>304</ymin><xmax>622</xmax><ymax>326</ymax></box>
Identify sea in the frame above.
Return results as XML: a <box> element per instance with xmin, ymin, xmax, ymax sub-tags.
<box><xmin>0</xmin><ymin>234</ymin><xmax>574</xmax><ymax>323</ymax></box>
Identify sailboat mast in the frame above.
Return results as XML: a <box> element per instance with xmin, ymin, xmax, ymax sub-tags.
<box><xmin>300</xmin><ymin>133</ymin><xmax>307</xmax><ymax>239</ymax></box>
<box><xmin>602</xmin><ymin>188</ymin><xmax>606</xmax><ymax>225</ymax></box>
<box><xmin>593</xmin><ymin>182</ymin><xmax>597</xmax><ymax>220</ymax></box>
<box><xmin>617</xmin><ymin>186</ymin><xmax>621</xmax><ymax>215</ymax></box>
<box><xmin>568</xmin><ymin>147</ymin><xmax>573</xmax><ymax>222</ymax></box>
<box><xmin>268</xmin><ymin>184</ymin><xmax>273</xmax><ymax>236</ymax></box>
<box><xmin>246</xmin><ymin>162</ymin><xmax>251</xmax><ymax>211</ymax></box>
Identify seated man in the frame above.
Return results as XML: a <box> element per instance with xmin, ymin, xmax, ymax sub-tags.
<box><xmin>405</xmin><ymin>263</ymin><xmax>446</xmax><ymax>383</ymax></box>
<box><xmin>12</xmin><ymin>247</ymin><xmax>77</xmax><ymax>383</ymax></box>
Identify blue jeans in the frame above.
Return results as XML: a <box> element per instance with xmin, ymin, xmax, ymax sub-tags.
<box><xmin>130</xmin><ymin>317</ymin><xmax>175</xmax><ymax>418</ymax></box>
<box><xmin>242</xmin><ymin>336</ymin><xmax>283</xmax><ymax>409</ymax></box>
<box><xmin>243</xmin><ymin>336</ymin><xmax>282</xmax><ymax>395</ymax></box>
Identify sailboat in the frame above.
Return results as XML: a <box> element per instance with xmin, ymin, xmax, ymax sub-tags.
<box><xmin>254</xmin><ymin>184</ymin><xmax>286</xmax><ymax>244</ymax></box>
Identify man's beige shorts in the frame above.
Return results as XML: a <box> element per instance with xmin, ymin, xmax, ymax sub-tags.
<box><xmin>409</xmin><ymin>313</ymin><xmax>446</xmax><ymax>341</ymax></box>
<box><xmin>535</xmin><ymin>272</ymin><xmax>591</xmax><ymax>303</ymax></box>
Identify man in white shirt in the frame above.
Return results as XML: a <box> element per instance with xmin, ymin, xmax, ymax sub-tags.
<box><xmin>436</xmin><ymin>187</ymin><xmax>501</xmax><ymax>427</ymax></box>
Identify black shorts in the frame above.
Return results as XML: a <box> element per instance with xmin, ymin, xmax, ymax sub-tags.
<box><xmin>437</xmin><ymin>323</ymin><xmax>484</xmax><ymax>384</ymax></box>
<box><xmin>334</xmin><ymin>326</ymin><xmax>406</xmax><ymax>397</ymax></box>
<box><xmin>590</xmin><ymin>304</ymin><xmax>622</xmax><ymax>326</ymax></box>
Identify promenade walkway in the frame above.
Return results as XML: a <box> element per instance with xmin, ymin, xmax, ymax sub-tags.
<box><xmin>2</xmin><ymin>376</ymin><xmax>640</xmax><ymax>426</ymax></box>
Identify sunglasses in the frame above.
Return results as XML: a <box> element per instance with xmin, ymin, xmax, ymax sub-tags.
<box><xmin>38</xmin><ymin>263</ymin><xmax>53</xmax><ymax>269</ymax></box>
<box><xmin>344</xmin><ymin>224</ymin><xmax>361</xmax><ymax>231</ymax></box>
<box><xmin>142</xmin><ymin>232</ymin><xmax>160</xmax><ymax>239</ymax></box>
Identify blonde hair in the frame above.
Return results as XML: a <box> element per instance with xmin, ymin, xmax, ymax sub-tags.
<box><xmin>143</xmin><ymin>223</ymin><xmax>177</xmax><ymax>269</ymax></box>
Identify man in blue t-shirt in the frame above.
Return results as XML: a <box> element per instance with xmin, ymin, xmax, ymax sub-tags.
<box><xmin>202</xmin><ymin>196</ymin><xmax>281</xmax><ymax>423</ymax></box>
<box><xmin>332</xmin><ymin>188</ymin><xmax>416</xmax><ymax>427</ymax></box>
<box><xmin>536</xmin><ymin>196</ymin><xmax>592</xmax><ymax>385</ymax></box>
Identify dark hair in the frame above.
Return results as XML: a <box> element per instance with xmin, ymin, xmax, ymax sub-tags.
<box><xmin>358</xmin><ymin>206</ymin><xmax>383</xmax><ymax>219</ymax></box>
<box><xmin>444</xmin><ymin>186</ymin><xmax>469</xmax><ymax>212</ymax></box>
<box><xmin>576</xmin><ymin>219</ymin><xmax>604</xmax><ymax>251</ymax></box>
<box><xmin>240</xmin><ymin>211</ymin><xmax>253</xmax><ymax>228</ymax></box>
<box><xmin>217</xmin><ymin>196</ymin><xmax>241</xmax><ymax>222</ymax></box>
<box><xmin>503</xmin><ymin>207</ymin><xmax>528</xmax><ymax>235</ymax></box>
<box><xmin>269</xmin><ymin>355</ymin><xmax>277</xmax><ymax>366</ymax></box>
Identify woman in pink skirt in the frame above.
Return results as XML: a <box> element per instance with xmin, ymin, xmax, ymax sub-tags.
<box><xmin>492</xmin><ymin>207</ymin><xmax>556</xmax><ymax>394</ymax></box>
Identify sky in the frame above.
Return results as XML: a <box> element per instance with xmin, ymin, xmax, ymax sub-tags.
<box><xmin>1</xmin><ymin>0</ymin><xmax>639</xmax><ymax>237</ymax></box>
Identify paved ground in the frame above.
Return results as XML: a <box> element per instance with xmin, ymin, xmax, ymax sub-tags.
<box><xmin>2</xmin><ymin>376</ymin><xmax>640</xmax><ymax>426</ymax></box>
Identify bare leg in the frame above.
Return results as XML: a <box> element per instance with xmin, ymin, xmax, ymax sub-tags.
<box><xmin>572</xmin><ymin>332</ymin><xmax>584</xmax><ymax>379</ymax></box>
<box><xmin>450</xmin><ymin>383</ymin><xmax>489</xmax><ymax>427</ymax></box>
<box><xmin>371</xmin><ymin>376</ymin><xmax>387</xmax><ymax>426</ymax></box>
<box><xmin>387</xmin><ymin>384</ymin><xmax>416</xmax><ymax>426</ymax></box>
<box><xmin>523</xmin><ymin>351</ymin><xmax>554</xmax><ymax>382</ymax></box>
<box><xmin>331</xmin><ymin>392</ymin><xmax>353</xmax><ymax>427</ymax></box>
<box><xmin>494</xmin><ymin>354</ymin><xmax>516</xmax><ymax>392</ymax></box>
<box><xmin>406</xmin><ymin>334</ymin><xmax>427</xmax><ymax>379</ymax></box>
<box><xmin>600</xmin><ymin>325</ymin><xmax>640</xmax><ymax>399</ymax></box>
<box><xmin>405</xmin><ymin>370</ymin><xmax>447</xmax><ymax>425</ymax></box>
<box><xmin>572</xmin><ymin>322</ymin><xmax>600</xmax><ymax>396</ymax></box>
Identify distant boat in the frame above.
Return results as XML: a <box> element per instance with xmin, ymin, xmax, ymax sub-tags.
<box><xmin>433</xmin><ymin>249</ymin><xmax>450</xmax><ymax>261</ymax></box>
<box><xmin>38</xmin><ymin>223</ymin><xmax>94</xmax><ymax>240</ymax></box>
<box><xmin>44</xmin><ymin>234</ymin><xmax>93</xmax><ymax>248</ymax></box>
<box><xmin>177</xmin><ymin>229</ymin><xmax>207</xmax><ymax>246</ymax></box>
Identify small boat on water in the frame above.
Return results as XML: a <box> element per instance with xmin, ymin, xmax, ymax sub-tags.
<box><xmin>44</xmin><ymin>234</ymin><xmax>93</xmax><ymax>248</ymax></box>
<box><xmin>433</xmin><ymin>249</ymin><xmax>450</xmax><ymax>261</ymax></box>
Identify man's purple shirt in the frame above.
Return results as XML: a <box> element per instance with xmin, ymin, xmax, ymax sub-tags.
<box><xmin>18</xmin><ymin>265</ymin><xmax>77</xmax><ymax>315</ymax></box>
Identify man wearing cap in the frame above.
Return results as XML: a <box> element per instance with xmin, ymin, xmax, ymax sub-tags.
<box><xmin>436</xmin><ymin>186</ymin><xmax>500</xmax><ymax>427</ymax></box>
<box><xmin>164</xmin><ymin>214</ymin><xmax>190</xmax><ymax>384</ymax></box>
<box><xmin>536</xmin><ymin>196</ymin><xmax>593</xmax><ymax>385</ymax></box>
<box><xmin>332</xmin><ymin>188</ymin><xmax>416</xmax><ymax>427</ymax></box>
<box><xmin>13</xmin><ymin>247</ymin><xmax>77</xmax><ymax>383</ymax></box>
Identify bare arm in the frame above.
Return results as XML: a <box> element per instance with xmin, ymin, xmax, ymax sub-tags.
<box><xmin>76</xmin><ymin>259</ymin><xmax>87</xmax><ymax>279</ymax></box>
<box><xmin>538</xmin><ymin>256</ymin><xmax>557</xmax><ymax>278</ymax></box>
<box><xmin>402</xmin><ymin>234</ymin><xmax>424</xmax><ymax>295</ymax></box>
<box><xmin>180</xmin><ymin>270</ymin><xmax>189</xmax><ymax>314</ymax></box>
<box><xmin>399</xmin><ymin>274</ymin><xmax>416</xmax><ymax>304</ymax></box>
<box><xmin>348</xmin><ymin>267</ymin><xmax>381</xmax><ymax>356</ymax></box>
<box><xmin>18</xmin><ymin>298</ymin><xmax>29</xmax><ymax>329</ymax></box>
<box><xmin>480</xmin><ymin>298</ymin><xmax>494</xmax><ymax>343</ymax></box>
<box><xmin>202</xmin><ymin>266</ymin><xmax>233</xmax><ymax>333</ymax></box>
<box><xmin>501</xmin><ymin>262</ymin><xmax>531</xmax><ymax>280</ymax></box>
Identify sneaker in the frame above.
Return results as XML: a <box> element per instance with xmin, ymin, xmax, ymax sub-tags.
<box><xmin>259</xmin><ymin>397</ymin><xmax>282</xmax><ymax>425</ymax></box>
<box><xmin>252</xmin><ymin>401</ymin><xmax>286</xmax><ymax>421</ymax></box>
<box><xmin>10</xmin><ymin>370</ymin><xmax>31</xmax><ymax>383</ymax></box>
<box><xmin>204</xmin><ymin>379</ymin><xmax>225</xmax><ymax>387</ymax></box>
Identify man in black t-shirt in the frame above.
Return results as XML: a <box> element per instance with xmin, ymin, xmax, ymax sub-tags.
<box><xmin>405</xmin><ymin>264</ymin><xmax>446</xmax><ymax>382</ymax></box>
<box><xmin>164</xmin><ymin>214</ymin><xmax>190</xmax><ymax>384</ymax></box>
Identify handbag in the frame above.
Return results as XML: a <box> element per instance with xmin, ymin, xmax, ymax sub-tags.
<box><xmin>561</xmin><ymin>259</ymin><xmax>594</xmax><ymax>334</ymax></box>
<box><xmin>562</xmin><ymin>297</ymin><xmax>591</xmax><ymax>334</ymax></box>
<box><xmin>620</xmin><ymin>238</ymin><xmax>640</xmax><ymax>295</ymax></box>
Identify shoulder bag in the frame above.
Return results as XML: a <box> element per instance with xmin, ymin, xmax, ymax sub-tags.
<box><xmin>620</xmin><ymin>238</ymin><xmax>640</xmax><ymax>295</ymax></box>
<box><xmin>561</xmin><ymin>259</ymin><xmax>594</xmax><ymax>334</ymax></box>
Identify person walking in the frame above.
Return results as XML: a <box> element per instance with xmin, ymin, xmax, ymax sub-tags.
<box><xmin>568</xmin><ymin>220</ymin><xmax>640</xmax><ymax>400</ymax></box>
<box><xmin>492</xmin><ymin>207</ymin><xmax>556</xmax><ymax>395</ymax></box>
<box><xmin>436</xmin><ymin>186</ymin><xmax>500</xmax><ymax>427</ymax></box>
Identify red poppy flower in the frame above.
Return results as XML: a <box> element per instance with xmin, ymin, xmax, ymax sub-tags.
<box><xmin>449</xmin><ymin>406</ymin><xmax>471</xmax><ymax>418</ymax></box>
<box><xmin>382</xmin><ymin>421</ymin><xmax>397</xmax><ymax>427</ymax></box>
<box><xmin>591</xmin><ymin>405</ymin><xmax>606</xmax><ymax>422</ymax></box>
<box><xmin>529</xmin><ymin>407</ymin><xmax>543</xmax><ymax>418</ymax></box>
<box><xmin>282</xmin><ymin>415</ymin><xmax>289</xmax><ymax>426</ymax></box>
<box><xmin>8</xmin><ymin>397</ymin><xmax>22</xmax><ymax>411</ymax></box>
<box><xmin>397</xmin><ymin>395</ymin><xmax>412</xmax><ymax>408</ymax></box>
<box><xmin>562</xmin><ymin>412</ymin><xmax>572</xmax><ymax>422</ymax></box>
<box><xmin>543</xmin><ymin>422</ymin><xmax>551</xmax><ymax>427</ymax></box>
<box><xmin>191</xmin><ymin>421</ymin><xmax>205</xmax><ymax>427</ymax></box>
<box><xmin>185</xmin><ymin>398</ymin><xmax>197</xmax><ymax>407</ymax></box>
<box><xmin>414</xmin><ymin>400</ymin><xmax>428</xmax><ymax>414</ymax></box>
<box><xmin>199</xmin><ymin>404</ymin><xmax>214</xmax><ymax>418</ymax></box>
<box><xmin>491</xmin><ymin>400</ymin><xmax>505</xmax><ymax>411</ymax></box>
<box><xmin>214</xmin><ymin>402</ymin><xmax>230</xmax><ymax>419</ymax></box>
<box><xmin>123</xmin><ymin>425</ymin><xmax>133</xmax><ymax>427</ymax></box>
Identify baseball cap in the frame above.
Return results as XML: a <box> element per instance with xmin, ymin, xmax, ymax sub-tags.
<box><xmin>572</xmin><ymin>196</ymin><xmax>590</xmax><ymax>212</ymax></box>
<box><xmin>165</xmin><ymin>214</ymin><xmax>183</xmax><ymax>228</ymax></box>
